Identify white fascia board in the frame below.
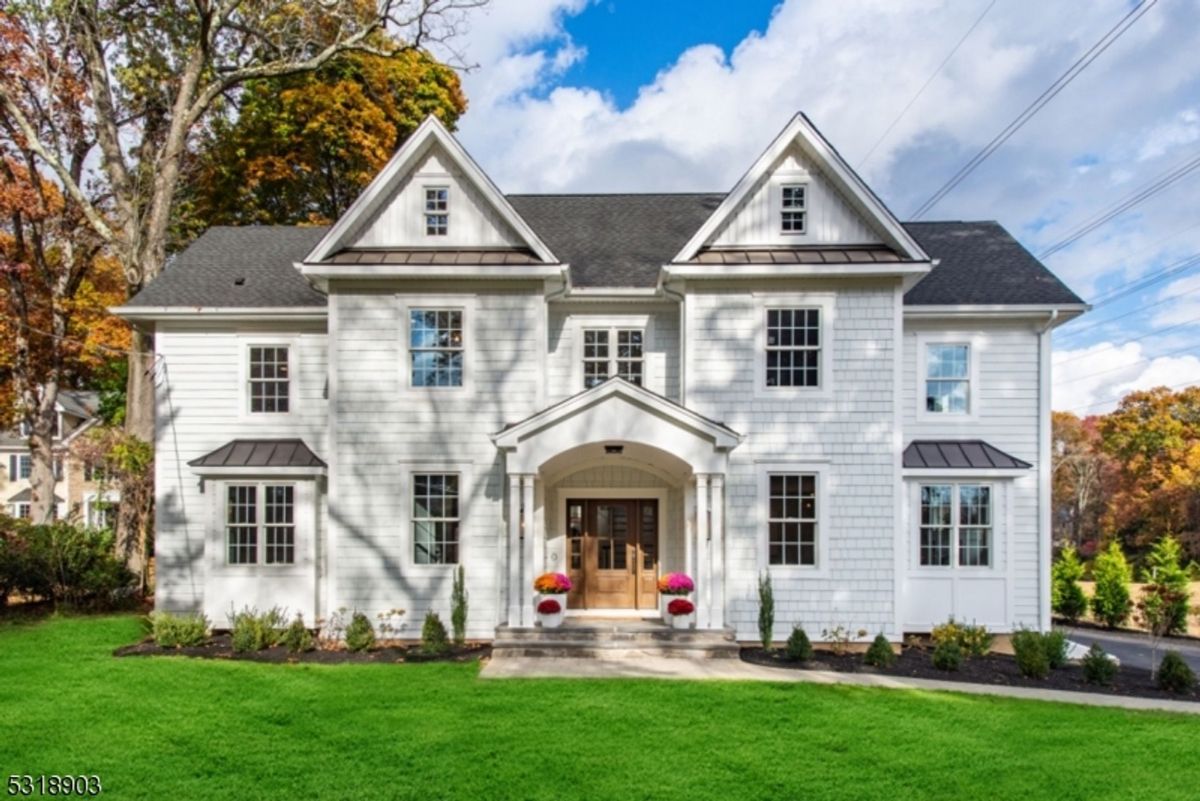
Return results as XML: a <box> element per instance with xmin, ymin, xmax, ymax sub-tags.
<box><xmin>297</xmin><ymin>262</ymin><xmax>565</xmax><ymax>281</ymax></box>
<box><xmin>663</xmin><ymin>261</ymin><xmax>932</xmax><ymax>280</ymax></box>
<box><xmin>110</xmin><ymin>306</ymin><xmax>328</xmax><ymax>322</ymax></box>
<box><xmin>189</xmin><ymin>465</ymin><xmax>327</xmax><ymax>479</ymax></box>
<box><xmin>558</xmin><ymin>287</ymin><xmax>664</xmax><ymax>302</ymax></box>
<box><xmin>902</xmin><ymin>468</ymin><xmax>1029</xmax><ymax>479</ymax></box>
<box><xmin>304</xmin><ymin>115</ymin><xmax>557</xmax><ymax>264</ymax></box>
<box><xmin>904</xmin><ymin>304</ymin><xmax>1089</xmax><ymax>327</ymax></box>
<box><xmin>672</xmin><ymin>112</ymin><xmax>929</xmax><ymax>263</ymax></box>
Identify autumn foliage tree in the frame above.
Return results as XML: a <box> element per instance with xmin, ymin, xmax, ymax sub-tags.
<box><xmin>1052</xmin><ymin>411</ymin><xmax>1117</xmax><ymax>551</ymax></box>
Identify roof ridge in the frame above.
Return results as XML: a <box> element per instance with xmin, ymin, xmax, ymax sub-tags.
<box><xmin>506</xmin><ymin>192</ymin><xmax>725</xmax><ymax>198</ymax></box>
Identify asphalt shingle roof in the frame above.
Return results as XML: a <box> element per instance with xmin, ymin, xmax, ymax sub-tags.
<box><xmin>125</xmin><ymin>201</ymin><xmax>1083</xmax><ymax>306</ymax></box>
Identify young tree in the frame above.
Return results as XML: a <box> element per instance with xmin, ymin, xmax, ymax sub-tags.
<box><xmin>1051</xmin><ymin>545</ymin><xmax>1088</xmax><ymax>624</ymax></box>
<box><xmin>1137</xmin><ymin>580</ymin><xmax>1188</xmax><ymax>680</ymax></box>
<box><xmin>1143</xmin><ymin>534</ymin><xmax>1191</xmax><ymax>636</ymax></box>
<box><xmin>1091</xmin><ymin>541</ymin><xmax>1133</xmax><ymax>628</ymax></box>
<box><xmin>0</xmin><ymin>0</ymin><xmax>483</xmax><ymax>442</ymax></box>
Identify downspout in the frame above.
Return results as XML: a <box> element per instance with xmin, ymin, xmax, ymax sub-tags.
<box><xmin>659</xmin><ymin>265</ymin><xmax>687</xmax><ymax>404</ymax></box>
<box><xmin>1036</xmin><ymin>309</ymin><xmax>1059</xmax><ymax>631</ymax></box>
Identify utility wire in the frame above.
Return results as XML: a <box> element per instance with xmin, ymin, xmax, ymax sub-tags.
<box><xmin>1038</xmin><ymin>152</ymin><xmax>1200</xmax><ymax>259</ymax></box>
<box><xmin>1068</xmin><ymin>377</ymin><xmax>1200</xmax><ymax>413</ymax></box>
<box><xmin>1056</xmin><ymin>313</ymin><xmax>1200</xmax><ymax>367</ymax></box>
<box><xmin>1058</xmin><ymin>341</ymin><xmax>1200</xmax><ymax>384</ymax></box>
<box><xmin>910</xmin><ymin>0</ymin><xmax>1157</xmax><ymax>219</ymax></box>
<box><xmin>1087</xmin><ymin>252</ymin><xmax>1200</xmax><ymax>309</ymax></box>
<box><xmin>859</xmin><ymin>0</ymin><xmax>997</xmax><ymax>169</ymax></box>
<box><xmin>1056</xmin><ymin>287</ymin><xmax>1200</xmax><ymax>341</ymax></box>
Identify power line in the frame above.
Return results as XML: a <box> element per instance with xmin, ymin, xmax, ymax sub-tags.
<box><xmin>910</xmin><ymin>0</ymin><xmax>1158</xmax><ymax>220</ymax></box>
<box><xmin>1067</xmin><ymin>377</ymin><xmax>1200</xmax><ymax>413</ymax></box>
<box><xmin>1056</xmin><ymin>286</ymin><xmax>1200</xmax><ymax>340</ymax></box>
<box><xmin>1038</xmin><ymin>152</ymin><xmax>1200</xmax><ymax>259</ymax></box>
<box><xmin>1058</xmin><ymin>341</ymin><xmax>1200</xmax><ymax>385</ymax></box>
<box><xmin>1087</xmin><ymin>251</ymin><xmax>1200</xmax><ymax>309</ymax></box>
<box><xmin>1057</xmin><ymin>313</ymin><xmax>1200</xmax><ymax>367</ymax></box>
<box><xmin>859</xmin><ymin>0</ymin><xmax>997</xmax><ymax>169</ymax></box>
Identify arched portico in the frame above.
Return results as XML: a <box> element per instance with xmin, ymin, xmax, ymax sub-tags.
<box><xmin>492</xmin><ymin>379</ymin><xmax>741</xmax><ymax>629</ymax></box>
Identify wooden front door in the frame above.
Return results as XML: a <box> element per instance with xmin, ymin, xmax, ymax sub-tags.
<box><xmin>566</xmin><ymin>499</ymin><xmax>658</xmax><ymax>609</ymax></box>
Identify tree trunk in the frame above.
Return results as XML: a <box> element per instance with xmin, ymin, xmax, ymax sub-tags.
<box><xmin>28</xmin><ymin>389</ymin><xmax>59</xmax><ymax>524</ymax></box>
<box><xmin>125</xmin><ymin>328</ymin><xmax>156</xmax><ymax>441</ymax></box>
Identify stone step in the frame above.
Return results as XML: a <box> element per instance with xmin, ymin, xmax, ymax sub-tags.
<box><xmin>495</xmin><ymin>624</ymin><xmax>737</xmax><ymax>646</ymax></box>
<box><xmin>492</xmin><ymin>640</ymin><xmax>742</xmax><ymax>660</ymax></box>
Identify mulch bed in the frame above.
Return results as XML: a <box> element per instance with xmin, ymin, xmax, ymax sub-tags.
<box><xmin>741</xmin><ymin>647</ymin><xmax>1199</xmax><ymax>703</ymax></box>
<box><xmin>114</xmin><ymin>634</ymin><xmax>490</xmax><ymax>664</ymax></box>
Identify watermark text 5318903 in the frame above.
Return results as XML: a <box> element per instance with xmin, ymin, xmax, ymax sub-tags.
<box><xmin>6</xmin><ymin>775</ymin><xmax>102</xmax><ymax>796</ymax></box>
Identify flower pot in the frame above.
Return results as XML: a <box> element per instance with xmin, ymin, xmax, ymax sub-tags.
<box><xmin>536</xmin><ymin>593</ymin><xmax>567</xmax><ymax>628</ymax></box>
<box><xmin>660</xmin><ymin>593</ymin><xmax>687</xmax><ymax>620</ymax></box>
<box><xmin>670</xmin><ymin>612</ymin><xmax>695</xmax><ymax>630</ymax></box>
<box><xmin>538</xmin><ymin>610</ymin><xmax>565</xmax><ymax>628</ymax></box>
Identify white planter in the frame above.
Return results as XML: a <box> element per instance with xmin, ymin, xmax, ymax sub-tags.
<box><xmin>660</xmin><ymin>594</ymin><xmax>689</xmax><ymax>620</ymax></box>
<box><xmin>536</xmin><ymin>593</ymin><xmax>567</xmax><ymax>628</ymax></box>
<box><xmin>670</xmin><ymin>612</ymin><xmax>695</xmax><ymax>630</ymax></box>
<box><xmin>538</xmin><ymin>610</ymin><xmax>565</xmax><ymax>628</ymax></box>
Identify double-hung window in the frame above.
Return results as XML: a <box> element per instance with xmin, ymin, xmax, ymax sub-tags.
<box><xmin>781</xmin><ymin>184</ymin><xmax>807</xmax><ymax>234</ymax></box>
<box><xmin>925</xmin><ymin>344</ymin><xmax>970</xmax><ymax>414</ymax></box>
<box><xmin>225</xmin><ymin>484</ymin><xmax>296</xmax><ymax>566</ymax></box>
<box><xmin>919</xmin><ymin>484</ymin><xmax>992</xmax><ymax>568</ymax></box>
<box><xmin>248</xmin><ymin>346</ymin><xmax>290</xmax><ymax>413</ymax></box>
<box><xmin>8</xmin><ymin>454</ymin><xmax>31</xmax><ymax>480</ymax></box>
<box><xmin>582</xmin><ymin>328</ymin><xmax>644</xmax><ymax>388</ymax></box>
<box><xmin>765</xmin><ymin>308</ymin><xmax>820</xmax><ymax>388</ymax></box>
<box><xmin>410</xmin><ymin>309</ymin><xmax>464</xmax><ymax>387</ymax></box>
<box><xmin>413</xmin><ymin>473</ymin><xmax>459</xmax><ymax>565</ymax></box>
<box><xmin>424</xmin><ymin>187</ymin><xmax>449</xmax><ymax>236</ymax></box>
<box><xmin>767</xmin><ymin>473</ymin><xmax>818</xmax><ymax>567</ymax></box>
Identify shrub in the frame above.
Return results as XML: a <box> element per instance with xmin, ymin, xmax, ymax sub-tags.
<box><xmin>1011</xmin><ymin>629</ymin><xmax>1050</xmax><ymax>679</ymax></box>
<box><xmin>821</xmin><ymin>625</ymin><xmax>867</xmax><ymax>657</ymax></box>
<box><xmin>282</xmin><ymin>615</ymin><xmax>315</xmax><ymax>655</ymax></box>
<box><xmin>148</xmin><ymin>611</ymin><xmax>209</xmax><ymax>648</ymax></box>
<box><xmin>667</xmin><ymin>598</ymin><xmax>694</xmax><ymax>616</ymax></box>
<box><xmin>0</xmin><ymin>516</ymin><xmax>134</xmax><ymax>608</ymax></box>
<box><xmin>864</xmin><ymin>634</ymin><xmax>896</xmax><ymax>668</ymax></box>
<box><xmin>450</xmin><ymin>565</ymin><xmax>468</xmax><ymax>645</ymax></box>
<box><xmin>1042</xmin><ymin>630</ymin><xmax>1068</xmax><ymax>669</ymax></box>
<box><xmin>229</xmin><ymin>606</ymin><xmax>287</xmax><ymax>653</ymax></box>
<box><xmin>536</xmin><ymin>598</ymin><xmax>561</xmax><ymax>615</ymax></box>
<box><xmin>1081</xmin><ymin>643</ymin><xmax>1118</xmax><ymax>686</ymax></box>
<box><xmin>1051</xmin><ymin>546</ymin><xmax>1089</xmax><ymax>624</ymax></box>
<box><xmin>1156</xmin><ymin>651</ymin><xmax>1196</xmax><ymax>694</ymax></box>
<box><xmin>1091</xmin><ymin>542</ymin><xmax>1133</xmax><ymax>628</ymax></box>
<box><xmin>931</xmin><ymin>617</ymin><xmax>992</xmax><ymax>658</ymax></box>
<box><xmin>344</xmin><ymin>612</ymin><xmax>376</xmax><ymax>653</ymax></box>
<box><xmin>931</xmin><ymin>640</ymin><xmax>961</xmax><ymax>672</ymax></box>
<box><xmin>785</xmin><ymin>626</ymin><xmax>813</xmax><ymax>662</ymax></box>
<box><xmin>1143</xmin><ymin>535</ymin><xmax>1190</xmax><ymax>635</ymax></box>
<box><xmin>421</xmin><ymin>612</ymin><xmax>449</xmax><ymax>654</ymax></box>
<box><xmin>757</xmin><ymin>571</ymin><xmax>774</xmax><ymax>650</ymax></box>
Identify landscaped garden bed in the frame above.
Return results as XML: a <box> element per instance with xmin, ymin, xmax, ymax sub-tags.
<box><xmin>114</xmin><ymin>634</ymin><xmax>489</xmax><ymax>664</ymax></box>
<box><xmin>741</xmin><ymin>645</ymin><xmax>1200</xmax><ymax>703</ymax></box>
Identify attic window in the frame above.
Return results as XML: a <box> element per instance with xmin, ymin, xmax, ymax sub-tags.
<box><xmin>425</xmin><ymin>187</ymin><xmax>449</xmax><ymax>236</ymax></box>
<box><xmin>781</xmin><ymin>184</ymin><xmax>807</xmax><ymax>234</ymax></box>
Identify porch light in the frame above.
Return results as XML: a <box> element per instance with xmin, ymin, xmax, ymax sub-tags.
<box><xmin>604</xmin><ymin>444</ymin><xmax>624</xmax><ymax>455</ymax></box>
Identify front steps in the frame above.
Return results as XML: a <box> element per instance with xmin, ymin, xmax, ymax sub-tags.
<box><xmin>492</xmin><ymin>619</ymin><xmax>741</xmax><ymax>659</ymax></box>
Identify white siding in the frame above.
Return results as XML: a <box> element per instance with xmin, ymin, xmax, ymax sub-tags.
<box><xmin>685</xmin><ymin>279</ymin><xmax>900</xmax><ymax>641</ymax></box>
<box><xmin>711</xmin><ymin>145</ymin><xmax>883</xmax><ymax>248</ymax></box>
<box><xmin>153</xmin><ymin>321</ymin><xmax>329</xmax><ymax>619</ymax></box>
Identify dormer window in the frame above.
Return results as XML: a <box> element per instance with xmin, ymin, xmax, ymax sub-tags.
<box><xmin>781</xmin><ymin>184</ymin><xmax>807</xmax><ymax>234</ymax></box>
<box><xmin>425</xmin><ymin>187</ymin><xmax>449</xmax><ymax>236</ymax></box>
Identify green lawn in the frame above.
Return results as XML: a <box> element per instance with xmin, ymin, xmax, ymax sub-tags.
<box><xmin>1</xmin><ymin>616</ymin><xmax>1198</xmax><ymax>800</ymax></box>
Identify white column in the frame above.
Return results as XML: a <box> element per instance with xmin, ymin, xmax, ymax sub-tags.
<box><xmin>521</xmin><ymin>475</ymin><xmax>536</xmax><ymax>627</ymax></box>
<box><xmin>683</xmin><ymin>479</ymin><xmax>696</xmax><ymax>580</ymax></box>
<box><xmin>711</xmin><ymin>474</ymin><xmax>725</xmax><ymax>630</ymax></box>
<box><xmin>507</xmin><ymin>474</ymin><xmax>522</xmax><ymax>627</ymax></box>
<box><xmin>533</xmin><ymin>480</ymin><xmax>546</xmax><ymax>581</ymax></box>
<box><xmin>695</xmin><ymin>474</ymin><xmax>710</xmax><ymax>629</ymax></box>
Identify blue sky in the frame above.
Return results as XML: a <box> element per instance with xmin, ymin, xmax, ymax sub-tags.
<box><xmin>443</xmin><ymin>0</ymin><xmax>1200</xmax><ymax>413</ymax></box>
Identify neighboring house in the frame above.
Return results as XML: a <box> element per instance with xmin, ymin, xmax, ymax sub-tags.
<box><xmin>0</xmin><ymin>391</ymin><xmax>118</xmax><ymax>527</ymax></box>
<box><xmin>115</xmin><ymin>114</ymin><xmax>1085</xmax><ymax>641</ymax></box>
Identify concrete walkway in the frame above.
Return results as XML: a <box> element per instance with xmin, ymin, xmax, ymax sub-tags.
<box><xmin>480</xmin><ymin>656</ymin><xmax>1200</xmax><ymax>715</ymax></box>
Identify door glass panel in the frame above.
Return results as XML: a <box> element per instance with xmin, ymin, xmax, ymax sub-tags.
<box><xmin>597</xmin><ymin>505</ymin><xmax>612</xmax><ymax>570</ymax></box>
<box><xmin>611</xmin><ymin>505</ymin><xmax>627</xmax><ymax>570</ymax></box>
<box><xmin>641</xmin><ymin>503</ymin><xmax>656</xmax><ymax>570</ymax></box>
<box><xmin>568</xmin><ymin>503</ymin><xmax>583</xmax><ymax>570</ymax></box>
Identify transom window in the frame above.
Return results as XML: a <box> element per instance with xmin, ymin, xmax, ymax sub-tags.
<box><xmin>765</xmin><ymin>308</ymin><xmax>820</xmax><ymax>388</ymax></box>
<box><xmin>248</xmin><ymin>346</ymin><xmax>290</xmax><ymax>413</ymax></box>
<box><xmin>413</xmin><ymin>473</ymin><xmax>459</xmax><ymax>565</ymax></box>
<box><xmin>768</xmin><ymin>473</ymin><xmax>817</xmax><ymax>566</ymax></box>
<box><xmin>582</xmin><ymin>328</ymin><xmax>644</xmax><ymax>388</ymax></box>
<box><xmin>424</xmin><ymin>187</ymin><xmax>449</xmax><ymax>236</ymax></box>
<box><xmin>8</xmin><ymin>454</ymin><xmax>31</xmax><ymax>480</ymax></box>
<box><xmin>919</xmin><ymin>484</ymin><xmax>991</xmax><ymax>568</ymax></box>
<box><xmin>225</xmin><ymin>484</ymin><xmax>296</xmax><ymax>566</ymax></box>
<box><xmin>925</xmin><ymin>344</ymin><xmax>970</xmax><ymax>414</ymax></box>
<box><xmin>410</xmin><ymin>309</ymin><xmax>464</xmax><ymax>387</ymax></box>
<box><xmin>781</xmin><ymin>184</ymin><xmax>807</xmax><ymax>234</ymax></box>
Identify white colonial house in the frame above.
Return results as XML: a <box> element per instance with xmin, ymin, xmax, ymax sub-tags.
<box><xmin>115</xmin><ymin>114</ymin><xmax>1085</xmax><ymax>643</ymax></box>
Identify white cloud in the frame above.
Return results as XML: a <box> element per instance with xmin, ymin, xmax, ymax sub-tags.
<box><xmin>1053</xmin><ymin>342</ymin><xmax>1200</xmax><ymax>414</ymax></box>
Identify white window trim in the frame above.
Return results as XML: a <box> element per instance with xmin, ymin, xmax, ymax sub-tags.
<box><xmin>907</xmin><ymin>480</ymin><xmax>1004</xmax><ymax>576</ymax></box>
<box><xmin>779</xmin><ymin>181</ymin><xmax>809</xmax><ymax>236</ymax></box>
<box><xmin>400</xmin><ymin>296</ymin><xmax>476</xmax><ymax>394</ymax></box>
<box><xmin>209</xmin><ymin>478</ymin><xmax>315</xmax><ymax>577</ymax></box>
<box><xmin>83</xmin><ymin>490</ymin><xmax>120</xmax><ymax>529</ymax></box>
<box><xmin>8</xmin><ymin>453</ymin><xmax>32</xmax><ymax>481</ymax></box>
<box><xmin>753</xmin><ymin>293</ymin><xmax>835</xmax><ymax>398</ymax></box>
<box><xmin>400</xmin><ymin>464</ymin><xmax>472</xmax><ymax>573</ymax></box>
<box><xmin>916</xmin><ymin>332</ymin><xmax>982</xmax><ymax>422</ymax></box>
<box><xmin>239</xmin><ymin>338</ymin><xmax>297</xmax><ymax>419</ymax></box>
<box><xmin>423</xmin><ymin>184</ymin><xmax>450</xmax><ymax>237</ymax></box>
<box><xmin>570</xmin><ymin>314</ymin><xmax>654</xmax><ymax>391</ymax></box>
<box><xmin>756</xmin><ymin>462</ymin><xmax>831</xmax><ymax>578</ymax></box>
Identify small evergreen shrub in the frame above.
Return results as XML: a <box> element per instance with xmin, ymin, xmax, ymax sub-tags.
<box><xmin>1091</xmin><ymin>542</ymin><xmax>1133</xmax><ymax>628</ymax></box>
<box><xmin>1011</xmin><ymin>629</ymin><xmax>1050</xmax><ymax>679</ymax></box>
<box><xmin>864</xmin><ymin>634</ymin><xmax>896</xmax><ymax>668</ymax></box>
<box><xmin>344</xmin><ymin>612</ymin><xmax>376</xmax><ymax>652</ymax></box>
<box><xmin>229</xmin><ymin>606</ymin><xmax>287</xmax><ymax>653</ymax></box>
<box><xmin>785</xmin><ymin>626</ymin><xmax>813</xmax><ymax>662</ymax></box>
<box><xmin>932</xmin><ymin>640</ymin><xmax>962</xmax><ymax>672</ymax></box>
<box><xmin>1051</xmin><ymin>546</ymin><xmax>1089</xmax><ymax>624</ymax></box>
<box><xmin>1156</xmin><ymin>651</ymin><xmax>1196</xmax><ymax>695</ymax></box>
<box><xmin>1042</xmin><ymin>630</ymin><xmax>1068</xmax><ymax>670</ymax></box>
<box><xmin>757</xmin><ymin>571</ymin><xmax>774</xmax><ymax>650</ymax></box>
<box><xmin>1081</xmin><ymin>644</ymin><xmax>1118</xmax><ymax>686</ymax></box>
<box><xmin>1143</xmin><ymin>535</ymin><xmax>1190</xmax><ymax>635</ymax></box>
<box><xmin>931</xmin><ymin>617</ymin><xmax>992</xmax><ymax>658</ymax></box>
<box><xmin>421</xmin><ymin>611</ymin><xmax>449</xmax><ymax>654</ymax></box>
<box><xmin>149</xmin><ymin>611</ymin><xmax>209</xmax><ymax>648</ymax></box>
<box><xmin>283</xmin><ymin>615</ymin><xmax>315</xmax><ymax>655</ymax></box>
<box><xmin>450</xmin><ymin>565</ymin><xmax>468</xmax><ymax>646</ymax></box>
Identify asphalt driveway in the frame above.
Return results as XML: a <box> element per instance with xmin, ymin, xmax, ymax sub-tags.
<box><xmin>1059</xmin><ymin>625</ymin><xmax>1200</xmax><ymax>672</ymax></box>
